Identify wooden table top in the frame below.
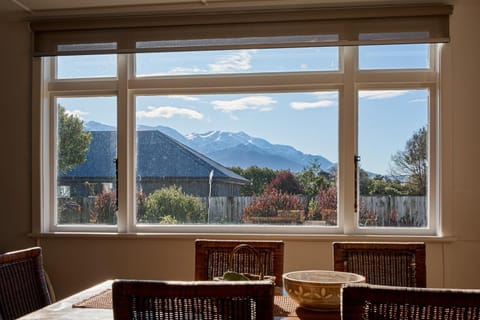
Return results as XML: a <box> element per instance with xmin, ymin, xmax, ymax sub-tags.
<box><xmin>19</xmin><ymin>280</ymin><xmax>340</xmax><ymax>320</ymax></box>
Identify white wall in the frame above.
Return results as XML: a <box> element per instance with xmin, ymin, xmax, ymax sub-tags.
<box><xmin>1</xmin><ymin>0</ymin><xmax>480</xmax><ymax>299</ymax></box>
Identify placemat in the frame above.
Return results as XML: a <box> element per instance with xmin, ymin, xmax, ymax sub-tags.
<box><xmin>73</xmin><ymin>289</ymin><xmax>112</xmax><ymax>309</ymax></box>
<box><xmin>73</xmin><ymin>289</ymin><xmax>299</xmax><ymax>316</ymax></box>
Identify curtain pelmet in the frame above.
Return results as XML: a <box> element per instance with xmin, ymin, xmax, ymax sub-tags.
<box><xmin>31</xmin><ymin>4</ymin><xmax>453</xmax><ymax>57</ymax></box>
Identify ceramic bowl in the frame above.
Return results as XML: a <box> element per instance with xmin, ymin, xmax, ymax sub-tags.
<box><xmin>283</xmin><ymin>270</ymin><xmax>365</xmax><ymax>311</ymax></box>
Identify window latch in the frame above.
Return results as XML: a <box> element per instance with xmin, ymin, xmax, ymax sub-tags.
<box><xmin>114</xmin><ymin>158</ymin><xmax>118</xmax><ymax>212</ymax></box>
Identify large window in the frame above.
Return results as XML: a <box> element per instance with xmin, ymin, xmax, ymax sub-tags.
<box><xmin>32</xmin><ymin>5</ymin><xmax>451</xmax><ymax>235</ymax></box>
<box><xmin>36</xmin><ymin>40</ymin><xmax>440</xmax><ymax>235</ymax></box>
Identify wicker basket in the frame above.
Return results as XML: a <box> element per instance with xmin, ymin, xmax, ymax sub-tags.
<box><xmin>215</xmin><ymin>244</ymin><xmax>275</xmax><ymax>282</ymax></box>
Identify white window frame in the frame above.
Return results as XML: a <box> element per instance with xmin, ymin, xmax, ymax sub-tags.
<box><xmin>33</xmin><ymin>44</ymin><xmax>441</xmax><ymax>236</ymax></box>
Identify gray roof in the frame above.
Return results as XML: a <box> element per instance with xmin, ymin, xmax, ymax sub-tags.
<box><xmin>61</xmin><ymin>130</ymin><xmax>249</xmax><ymax>185</ymax></box>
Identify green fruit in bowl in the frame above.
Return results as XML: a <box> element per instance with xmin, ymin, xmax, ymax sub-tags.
<box><xmin>222</xmin><ymin>271</ymin><xmax>250</xmax><ymax>281</ymax></box>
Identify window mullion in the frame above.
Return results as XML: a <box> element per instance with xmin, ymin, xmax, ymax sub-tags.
<box><xmin>127</xmin><ymin>55</ymin><xmax>137</xmax><ymax>232</ymax></box>
<box><xmin>116</xmin><ymin>54</ymin><xmax>130</xmax><ymax>233</ymax></box>
<box><xmin>39</xmin><ymin>58</ymin><xmax>54</xmax><ymax>233</ymax></box>
<box><xmin>339</xmin><ymin>46</ymin><xmax>357</xmax><ymax>234</ymax></box>
<box><xmin>356</xmin><ymin>71</ymin><xmax>437</xmax><ymax>85</ymax></box>
<box><xmin>48</xmin><ymin>79</ymin><xmax>118</xmax><ymax>93</ymax></box>
<box><xmin>128</xmin><ymin>72</ymin><xmax>343</xmax><ymax>93</ymax></box>
<box><xmin>428</xmin><ymin>83</ymin><xmax>439</xmax><ymax>234</ymax></box>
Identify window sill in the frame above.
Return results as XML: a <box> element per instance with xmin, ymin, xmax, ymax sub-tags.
<box><xmin>29</xmin><ymin>232</ymin><xmax>456</xmax><ymax>243</ymax></box>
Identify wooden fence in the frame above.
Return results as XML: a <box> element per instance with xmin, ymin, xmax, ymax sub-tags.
<box><xmin>359</xmin><ymin>196</ymin><xmax>426</xmax><ymax>227</ymax></box>
<box><xmin>200</xmin><ymin>195</ymin><xmax>427</xmax><ymax>226</ymax></box>
<box><xmin>199</xmin><ymin>196</ymin><xmax>252</xmax><ymax>224</ymax></box>
<box><xmin>58</xmin><ymin>194</ymin><xmax>426</xmax><ymax>227</ymax></box>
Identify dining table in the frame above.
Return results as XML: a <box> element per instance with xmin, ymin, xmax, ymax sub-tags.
<box><xmin>18</xmin><ymin>279</ymin><xmax>340</xmax><ymax>320</ymax></box>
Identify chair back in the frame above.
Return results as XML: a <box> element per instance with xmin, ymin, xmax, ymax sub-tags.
<box><xmin>342</xmin><ymin>283</ymin><xmax>480</xmax><ymax>320</ymax></box>
<box><xmin>195</xmin><ymin>239</ymin><xmax>284</xmax><ymax>287</ymax></box>
<box><xmin>333</xmin><ymin>242</ymin><xmax>426</xmax><ymax>287</ymax></box>
<box><xmin>0</xmin><ymin>247</ymin><xmax>52</xmax><ymax>320</ymax></box>
<box><xmin>112</xmin><ymin>279</ymin><xmax>275</xmax><ymax>320</ymax></box>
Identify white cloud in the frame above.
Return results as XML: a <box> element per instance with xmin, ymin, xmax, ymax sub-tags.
<box><xmin>139</xmin><ymin>67</ymin><xmax>207</xmax><ymax>76</ymax></box>
<box><xmin>291</xmin><ymin>100</ymin><xmax>335</xmax><ymax>110</ymax></box>
<box><xmin>312</xmin><ymin>91</ymin><xmax>338</xmax><ymax>99</ymax></box>
<box><xmin>136</xmin><ymin>106</ymin><xmax>203</xmax><ymax>119</ymax></box>
<box><xmin>290</xmin><ymin>92</ymin><xmax>337</xmax><ymax>110</ymax></box>
<box><xmin>359</xmin><ymin>90</ymin><xmax>408</xmax><ymax>100</ymax></box>
<box><xmin>212</xmin><ymin>96</ymin><xmax>276</xmax><ymax>113</ymax></box>
<box><xmin>167</xmin><ymin>66</ymin><xmax>207</xmax><ymax>75</ymax></box>
<box><xmin>208</xmin><ymin>50</ymin><xmax>252</xmax><ymax>73</ymax></box>
<box><xmin>64</xmin><ymin>109</ymin><xmax>88</xmax><ymax>120</ymax></box>
<box><xmin>162</xmin><ymin>50</ymin><xmax>254</xmax><ymax>75</ymax></box>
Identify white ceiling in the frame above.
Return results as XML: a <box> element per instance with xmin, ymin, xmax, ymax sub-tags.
<box><xmin>2</xmin><ymin>0</ymin><xmax>451</xmax><ymax>19</ymax></box>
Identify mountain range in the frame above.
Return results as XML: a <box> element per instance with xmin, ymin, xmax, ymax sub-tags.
<box><xmin>85</xmin><ymin>121</ymin><xmax>334</xmax><ymax>172</ymax></box>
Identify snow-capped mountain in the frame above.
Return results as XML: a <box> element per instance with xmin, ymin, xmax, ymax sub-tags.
<box><xmin>184</xmin><ymin>130</ymin><xmax>332</xmax><ymax>171</ymax></box>
<box><xmin>84</xmin><ymin>121</ymin><xmax>334</xmax><ymax>172</ymax></box>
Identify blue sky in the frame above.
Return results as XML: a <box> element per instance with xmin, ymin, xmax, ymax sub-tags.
<box><xmin>57</xmin><ymin>44</ymin><xmax>429</xmax><ymax>175</ymax></box>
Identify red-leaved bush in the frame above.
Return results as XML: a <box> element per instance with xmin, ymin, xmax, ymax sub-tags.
<box><xmin>307</xmin><ymin>187</ymin><xmax>337</xmax><ymax>224</ymax></box>
<box><xmin>242</xmin><ymin>189</ymin><xmax>305</xmax><ymax>221</ymax></box>
<box><xmin>265</xmin><ymin>171</ymin><xmax>304</xmax><ymax>195</ymax></box>
<box><xmin>94</xmin><ymin>190</ymin><xmax>117</xmax><ymax>224</ymax></box>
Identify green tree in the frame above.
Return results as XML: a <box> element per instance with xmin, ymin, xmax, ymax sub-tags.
<box><xmin>297</xmin><ymin>161</ymin><xmax>331</xmax><ymax>199</ymax></box>
<box><xmin>57</xmin><ymin>105</ymin><xmax>92</xmax><ymax>174</ymax></box>
<box><xmin>368</xmin><ymin>175</ymin><xmax>409</xmax><ymax>196</ymax></box>
<box><xmin>144</xmin><ymin>186</ymin><xmax>207</xmax><ymax>224</ymax></box>
<box><xmin>391</xmin><ymin>126</ymin><xmax>427</xmax><ymax>195</ymax></box>
<box><xmin>229</xmin><ymin>166</ymin><xmax>277</xmax><ymax>196</ymax></box>
<box><xmin>359</xmin><ymin>168</ymin><xmax>372</xmax><ymax>195</ymax></box>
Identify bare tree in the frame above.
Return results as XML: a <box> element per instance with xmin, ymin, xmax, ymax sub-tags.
<box><xmin>391</xmin><ymin>126</ymin><xmax>427</xmax><ymax>195</ymax></box>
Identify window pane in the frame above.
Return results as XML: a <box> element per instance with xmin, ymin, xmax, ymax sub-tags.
<box><xmin>56</xmin><ymin>96</ymin><xmax>117</xmax><ymax>225</ymax></box>
<box><xmin>136</xmin><ymin>47</ymin><xmax>338</xmax><ymax>77</ymax></box>
<box><xmin>359</xmin><ymin>44</ymin><xmax>429</xmax><ymax>70</ymax></box>
<box><xmin>135</xmin><ymin>92</ymin><xmax>338</xmax><ymax>225</ymax></box>
<box><xmin>56</xmin><ymin>54</ymin><xmax>117</xmax><ymax>79</ymax></box>
<box><xmin>358</xmin><ymin>89</ymin><xmax>428</xmax><ymax>228</ymax></box>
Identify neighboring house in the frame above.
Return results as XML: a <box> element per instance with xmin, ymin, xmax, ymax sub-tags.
<box><xmin>58</xmin><ymin>130</ymin><xmax>250</xmax><ymax>197</ymax></box>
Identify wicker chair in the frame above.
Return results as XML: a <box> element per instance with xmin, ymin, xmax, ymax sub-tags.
<box><xmin>112</xmin><ymin>279</ymin><xmax>275</xmax><ymax>320</ymax></box>
<box><xmin>342</xmin><ymin>283</ymin><xmax>480</xmax><ymax>320</ymax></box>
<box><xmin>195</xmin><ymin>239</ymin><xmax>284</xmax><ymax>287</ymax></box>
<box><xmin>333</xmin><ymin>242</ymin><xmax>426</xmax><ymax>287</ymax></box>
<box><xmin>0</xmin><ymin>247</ymin><xmax>53</xmax><ymax>320</ymax></box>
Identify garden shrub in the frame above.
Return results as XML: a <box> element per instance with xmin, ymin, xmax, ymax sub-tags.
<box><xmin>136</xmin><ymin>190</ymin><xmax>147</xmax><ymax>222</ymax></box>
<box><xmin>242</xmin><ymin>189</ymin><xmax>305</xmax><ymax>221</ymax></box>
<box><xmin>94</xmin><ymin>190</ymin><xmax>117</xmax><ymax>224</ymax></box>
<box><xmin>307</xmin><ymin>186</ymin><xmax>337</xmax><ymax>224</ymax></box>
<box><xmin>265</xmin><ymin>170</ymin><xmax>303</xmax><ymax>195</ymax></box>
<box><xmin>143</xmin><ymin>186</ymin><xmax>207</xmax><ymax>224</ymax></box>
